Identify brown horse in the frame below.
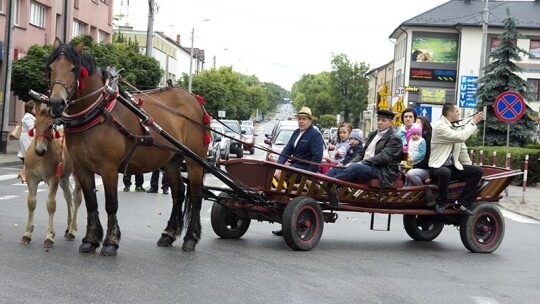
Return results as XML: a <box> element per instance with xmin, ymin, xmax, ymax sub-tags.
<box><xmin>22</xmin><ymin>102</ymin><xmax>82</xmax><ymax>248</ymax></box>
<box><xmin>45</xmin><ymin>38</ymin><xmax>209</xmax><ymax>256</ymax></box>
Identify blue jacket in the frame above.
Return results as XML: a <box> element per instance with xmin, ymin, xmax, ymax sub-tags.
<box><xmin>277</xmin><ymin>125</ymin><xmax>324</xmax><ymax>172</ymax></box>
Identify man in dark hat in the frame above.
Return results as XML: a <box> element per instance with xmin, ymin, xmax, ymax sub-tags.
<box><xmin>329</xmin><ymin>109</ymin><xmax>402</xmax><ymax>187</ymax></box>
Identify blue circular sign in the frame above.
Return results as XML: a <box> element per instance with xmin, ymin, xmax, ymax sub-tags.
<box><xmin>494</xmin><ymin>91</ymin><xmax>525</xmax><ymax>123</ymax></box>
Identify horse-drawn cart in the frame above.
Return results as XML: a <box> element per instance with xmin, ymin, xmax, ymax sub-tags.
<box><xmin>203</xmin><ymin>159</ymin><xmax>522</xmax><ymax>253</ymax></box>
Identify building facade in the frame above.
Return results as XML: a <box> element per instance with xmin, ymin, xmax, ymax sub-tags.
<box><xmin>0</xmin><ymin>0</ymin><xmax>114</xmax><ymax>129</ymax></box>
<box><xmin>366</xmin><ymin>0</ymin><xmax>540</xmax><ymax>132</ymax></box>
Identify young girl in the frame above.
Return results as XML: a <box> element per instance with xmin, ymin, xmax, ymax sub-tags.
<box><xmin>406</xmin><ymin>125</ymin><xmax>426</xmax><ymax>166</ymax></box>
<box><xmin>17</xmin><ymin>101</ymin><xmax>36</xmax><ymax>183</ymax></box>
<box><xmin>325</xmin><ymin>132</ymin><xmax>364</xmax><ymax>177</ymax></box>
<box><xmin>325</xmin><ymin>123</ymin><xmax>352</xmax><ymax>164</ymax></box>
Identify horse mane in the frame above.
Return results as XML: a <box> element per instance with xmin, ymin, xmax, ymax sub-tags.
<box><xmin>46</xmin><ymin>43</ymin><xmax>98</xmax><ymax>77</ymax></box>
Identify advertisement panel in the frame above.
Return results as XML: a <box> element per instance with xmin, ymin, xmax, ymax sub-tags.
<box><xmin>411</xmin><ymin>37</ymin><xmax>458</xmax><ymax>63</ymax></box>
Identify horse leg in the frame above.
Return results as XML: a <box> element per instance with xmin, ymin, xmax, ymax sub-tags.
<box><xmin>157</xmin><ymin>158</ymin><xmax>184</xmax><ymax>247</ymax></box>
<box><xmin>99</xmin><ymin>172</ymin><xmax>122</xmax><ymax>256</ymax></box>
<box><xmin>59</xmin><ymin>176</ymin><xmax>75</xmax><ymax>240</ymax></box>
<box><xmin>21</xmin><ymin>178</ymin><xmax>39</xmax><ymax>245</ymax></box>
<box><xmin>77</xmin><ymin>169</ymin><xmax>103</xmax><ymax>254</ymax></box>
<box><xmin>43</xmin><ymin>178</ymin><xmax>61</xmax><ymax>248</ymax></box>
<box><xmin>68</xmin><ymin>176</ymin><xmax>83</xmax><ymax>240</ymax></box>
<box><xmin>182</xmin><ymin>165</ymin><xmax>205</xmax><ymax>252</ymax></box>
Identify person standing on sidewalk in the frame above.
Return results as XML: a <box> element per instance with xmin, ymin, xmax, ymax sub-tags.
<box><xmin>17</xmin><ymin>101</ymin><xmax>36</xmax><ymax>183</ymax></box>
<box><xmin>123</xmin><ymin>174</ymin><xmax>145</xmax><ymax>192</ymax></box>
<box><xmin>429</xmin><ymin>102</ymin><xmax>484</xmax><ymax>215</ymax></box>
<box><xmin>147</xmin><ymin>169</ymin><xmax>169</xmax><ymax>194</ymax></box>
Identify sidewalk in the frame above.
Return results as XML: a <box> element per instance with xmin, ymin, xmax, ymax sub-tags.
<box><xmin>1</xmin><ymin>138</ymin><xmax>539</xmax><ymax>221</ymax></box>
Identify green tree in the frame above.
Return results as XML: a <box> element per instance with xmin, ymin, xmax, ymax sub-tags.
<box><xmin>291</xmin><ymin>72</ymin><xmax>334</xmax><ymax>118</ymax></box>
<box><xmin>319</xmin><ymin>114</ymin><xmax>338</xmax><ymax>129</ymax></box>
<box><xmin>329</xmin><ymin>53</ymin><xmax>369</xmax><ymax>125</ymax></box>
<box><xmin>11</xmin><ymin>34</ymin><xmax>162</xmax><ymax>99</ymax></box>
<box><xmin>475</xmin><ymin>8</ymin><xmax>536</xmax><ymax>147</ymax></box>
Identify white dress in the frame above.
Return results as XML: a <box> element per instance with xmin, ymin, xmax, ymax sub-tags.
<box><xmin>17</xmin><ymin>112</ymin><xmax>36</xmax><ymax>159</ymax></box>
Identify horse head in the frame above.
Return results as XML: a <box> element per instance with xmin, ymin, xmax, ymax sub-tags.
<box><xmin>33</xmin><ymin>102</ymin><xmax>61</xmax><ymax>156</ymax></box>
<box><xmin>46</xmin><ymin>38</ymin><xmax>94</xmax><ymax>118</ymax></box>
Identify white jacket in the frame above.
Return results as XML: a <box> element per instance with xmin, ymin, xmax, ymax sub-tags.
<box><xmin>428</xmin><ymin>115</ymin><xmax>476</xmax><ymax>170</ymax></box>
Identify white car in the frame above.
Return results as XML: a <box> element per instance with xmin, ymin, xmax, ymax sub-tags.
<box><xmin>211</xmin><ymin>123</ymin><xmax>231</xmax><ymax>160</ymax></box>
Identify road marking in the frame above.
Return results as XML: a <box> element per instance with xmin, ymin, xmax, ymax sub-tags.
<box><xmin>501</xmin><ymin>209</ymin><xmax>540</xmax><ymax>224</ymax></box>
<box><xmin>0</xmin><ymin>174</ymin><xmax>18</xmax><ymax>181</ymax></box>
<box><xmin>0</xmin><ymin>195</ymin><xmax>18</xmax><ymax>200</ymax></box>
<box><xmin>471</xmin><ymin>296</ymin><xmax>499</xmax><ymax>304</ymax></box>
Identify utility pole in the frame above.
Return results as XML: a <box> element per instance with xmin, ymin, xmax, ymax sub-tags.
<box><xmin>0</xmin><ymin>0</ymin><xmax>15</xmax><ymax>153</ymax></box>
<box><xmin>146</xmin><ymin>0</ymin><xmax>155</xmax><ymax>57</ymax></box>
<box><xmin>188</xmin><ymin>27</ymin><xmax>195</xmax><ymax>92</ymax></box>
<box><xmin>479</xmin><ymin>0</ymin><xmax>489</xmax><ymax>146</ymax></box>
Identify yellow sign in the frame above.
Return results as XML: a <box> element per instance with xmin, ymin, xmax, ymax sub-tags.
<box><xmin>421</xmin><ymin>88</ymin><xmax>446</xmax><ymax>103</ymax></box>
<box><xmin>379</xmin><ymin>84</ymin><xmax>390</xmax><ymax>96</ymax></box>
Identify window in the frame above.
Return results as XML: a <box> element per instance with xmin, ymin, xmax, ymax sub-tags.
<box><xmin>73</xmin><ymin>20</ymin><xmax>83</xmax><ymax>37</ymax></box>
<box><xmin>98</xmin><ymin>30</ymin><xmax>107</xmax><ymax>43</ymax></box>
<box><xmin>527</xmin><ymin>79</ymin><xmax>540</xmax><ymax>102</ymax></box>
<box><xmin>0</xmin><ymin>0</ymin><xmax>4</xmax><ymax>14</ymax></box>
<box><xmin>13</xmin><ymin>0</ymin><xmax>20</xmax><ymax>26</ymax></box>
<box><xmin>30</xmin><ymin>2</ymin><xmax>46</xmax><ymax>28</ymax></box>
<box><xmin>530</xmin><ymin>40</ymin><xmax>540</xmax><ymax>59</ymax></box>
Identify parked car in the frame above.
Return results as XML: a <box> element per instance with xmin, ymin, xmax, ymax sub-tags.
<box><xmin>241</xmin><ymin>120</ymin><xmax>254</xmax><ymax>128</ymax></box>
<box><xmin>206</xmin><ymin>125</ymin><xmax>222</xmax><ymax>168</ymax></box>
<box><xmin>266</xmin><ymin>119</ymin><xmax>298</xmax><ymax>140</ymax></box>
<box><xmin>211</xmin><ymin>123</ymin><xmax>230</xmax><ymax>161</ymax></box>
<box><xmin>241</xmin><ymin>125</ymin><xmax>257</xmax><ymax>155</ymax></box>
<box><xmin>321</xmin><ymin>128</ymin><xmax>331</xmax><ymax>143</ymax></box>
<box><xmin>264</xmin><ymin>125</ymin><xmax>333</xmax><ymax>173</ymax></box>
<box><xmin>329</xmin><ymin>127</ymin><xmax>338</xmax><ymax>144</ymax></box>
<box><xmin>214</xmin><ymin>119</ymin><xmax>244</xmax><ymax>158</ymax></box>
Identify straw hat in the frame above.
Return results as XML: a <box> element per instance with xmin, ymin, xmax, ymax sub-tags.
<box><xmin>296</xmin><ymin>107</ymin><xmax>313</xmax><ymax>119</ymax></box>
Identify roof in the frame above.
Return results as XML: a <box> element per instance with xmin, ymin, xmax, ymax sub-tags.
<box><xmin>390</xmin><ymin>0</ymin><xmax>540</xmax><ymax>38</ymax></box>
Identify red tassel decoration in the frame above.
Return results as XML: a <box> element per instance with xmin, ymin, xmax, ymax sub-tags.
<box><xmin>78</xmin><ymin>66</ymin><xmax>89</xmax><ymax>91</ymax></box>
<box><xmin>28</xmin><ymin>128</ymin><xmax>34</xmax><ymax>137</ymax></box>
<box><xmin>55</xmin><ymin>162</ymin><xmax>63</xmax><ymax>177</ymax></box>
<box><xmin>203</xmin><ymin>112</ymin><xmax>210</xmax><ymax>124</ymax></box>
<box><xmin>196</xmin><ymin>95</ymin><xmax>204</xmax><ymax>104</ymax></box>
<box><xmin>204</xmin><ymin>133</ymin><xmax>211</xmax><ymax>145</ymax></box>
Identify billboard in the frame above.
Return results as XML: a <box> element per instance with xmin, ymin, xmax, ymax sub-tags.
<box><xmin>411</xmin><ymin>37</ymin><xmax>458</xmax><ymax>64</ymax></box>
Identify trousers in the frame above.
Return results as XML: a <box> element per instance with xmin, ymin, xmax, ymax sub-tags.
<box><xmin>429</xmin><ymin>164</ymin><xmax>483</xmax><ymax>206</ymax></box>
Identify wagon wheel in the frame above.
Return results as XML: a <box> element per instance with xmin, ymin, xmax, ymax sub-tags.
<box><xmin>282</xmin><ymin>196</ymin><xmax>324</xmax><ymax>251</ymax></box>
<box><xmin>403</xmin><ymin>215</ymin><xmax>444</xmax><ymax>241</ymax></box>
<box><xmin>211</xmin><ymin>193</ymin><xmax>251</xmax><ymax>239</ymax></box>
<box><xmin>459</xmin><ymin>203</ymin><xmax>505</xmax><ymax>253</ymax></box>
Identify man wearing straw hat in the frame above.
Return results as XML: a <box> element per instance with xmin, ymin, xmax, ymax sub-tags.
<box><xmin>273</xmin><ymin>106</ymin><xmax>324</xmax><ymax>236</ymax></box>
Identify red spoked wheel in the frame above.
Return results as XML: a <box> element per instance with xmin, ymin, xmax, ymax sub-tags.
<box><xmin>282</xmin><ymin>196</ymin><xmax>324</xmax><ymax>251</ymax></box>
<box><xmin>460</xmin><ymin>203</ymin><xmax>505</xmax><ymax>253</ymax></box>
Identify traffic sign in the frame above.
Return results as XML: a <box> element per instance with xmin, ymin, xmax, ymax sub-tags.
<box><xmin>458</xmin><ymin>75</ymin><xmax>478</xmax><ymax>109</ymax></box>
<box><xmin>413</xmin><ymin>106</ymin><xmax>432</xmax><ymax>121</ymax></box>
<box><xmin>395</xmin><ymin>86</ymin><xmax>406</xmax><ymax>97</ymax></box>
<box><xmin>494</xmin><ymin>91</ymin><xmax>525</xmax><ymax>123</ymax></box>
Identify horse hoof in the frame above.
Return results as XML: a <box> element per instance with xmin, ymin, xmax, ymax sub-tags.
<box><xmin>157</xmin><ymin>235</ymin><xmax>174</xmax><ymax>247</ymax></box>
<box><xmin>20</xmin><ymin>236</ymin><xmax>31</xmax><ymax>245</ymax></box>
<box><xmin>79</xmin><ymin>242</ymin><xmax>97</xmax><ymax>253</ymax></box>
<box><xmin>182</xmin><ymin>240</ymin><xmax>196</xmax><ymax>252</ymax></box>
<box><xmin>65</xmin><ymin>233</ymin><xmax>75</xmax><ymax>241</ymax></box>
<box><xmin>100</xmin><ymin>245</ymin><xmax>118</xmax><ymax>256</ymax></box>
<box><xmin>43</xmin><ymin>239</ymin><xmax>54</xmax><ymax>248</ymax></box>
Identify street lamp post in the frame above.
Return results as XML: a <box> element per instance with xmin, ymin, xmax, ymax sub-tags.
<box><xmin>188</xmin><ymin>27</ymin><xmax>195</xmax><ymax>93</ymax></box>
<box><xmin>188</xmin><ymin>19</ymin><xmax>210</xmax><ymax>93</ymax></box>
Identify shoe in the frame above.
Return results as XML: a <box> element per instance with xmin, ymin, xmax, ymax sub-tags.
<box><xmin>435</xmin><ymin>203</ymin><xmax>445</xmax><ymax>214</ymax></box>
<box><xmin>162</xmin><ymin>188</ymin><xmax>169</xmax><ymax>194</ymax></box>
<box><xmin>272</xmin><ymin>230</ymin><xmax>283</xmax><ymax>236</ymax></box>
<box><xmin>453</xmin><ymin>202</ymin><xmax>473</xmax><ymax>216</ymax></box>
<box><xmin>135</xmin><ymin>186</ymin><xmax>145</xmax><ymax>192</ymax></box>
<box><xmin>146</xmin><ymin>188</ymin><xmax>158</xmax><ymax>193</ymax></box>
<box><xmin>123</xmin><ymin>187</ymin><xmax>130</xmax><ymax>192</ymax></box>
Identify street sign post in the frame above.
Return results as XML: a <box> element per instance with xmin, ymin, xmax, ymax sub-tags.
<box><xmin>494</xmin><ymin>91</ymin><xmax>525</xmax><ymax>123</ymax></box>
<box><xmin>493</xmin><ymin>91</ymin><xmax>526</xmax><ymax>164</ymax></box>
<box><xmin>395</xmin><ymin>86</ymin><xmax>406</xmax><ymax>98</ymax></box>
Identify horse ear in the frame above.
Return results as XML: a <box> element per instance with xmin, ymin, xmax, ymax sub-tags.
<box><xmin>75</xmin><ymin>42</ymin><xmax>85</xmax><ymax>54</ymax></box>
<box><xmin>53</xmin><ymin>38</ymin><xmax>62</xmax><ymax>50</ymax></box>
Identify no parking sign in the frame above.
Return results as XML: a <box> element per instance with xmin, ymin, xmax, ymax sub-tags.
<box><xmin>494</xmin><ymin>91</ymin><xmax>525</xmax><ymax>123</ymax></box>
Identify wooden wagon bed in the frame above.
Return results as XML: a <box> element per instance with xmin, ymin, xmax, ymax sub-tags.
<box><xmin>204</xmin><ymin>159</ymin><xmax>522</xmax><ymax>253</ymax></box>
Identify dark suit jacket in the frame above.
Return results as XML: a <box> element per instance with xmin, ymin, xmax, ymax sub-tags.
<box><xmin>277</xmin><ymin>125</ymin><xmax>324</xmax><ymax>172</ymax></box>
<box><xmin>351</xmin><ymin>128</ymin><xmax>403</xmax><ymax>187</ymax></box>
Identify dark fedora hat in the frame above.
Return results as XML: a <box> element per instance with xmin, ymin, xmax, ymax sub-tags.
<box><xmin>377</xmin><ymin>109</ymin><xmax>396</xmax><ymax>120</ymax></box>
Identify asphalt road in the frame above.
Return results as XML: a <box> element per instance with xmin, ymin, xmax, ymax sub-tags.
<box><xmin>1</xmin><ymin>120</ymin><xmax>540</xmax><ymax>303</ymax></box>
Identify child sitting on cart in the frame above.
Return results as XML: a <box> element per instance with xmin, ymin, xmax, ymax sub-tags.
<box><xmin>325</xmin><ymin>132</ymin><xmax>363</xmax><ymax>176</ymax></box>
